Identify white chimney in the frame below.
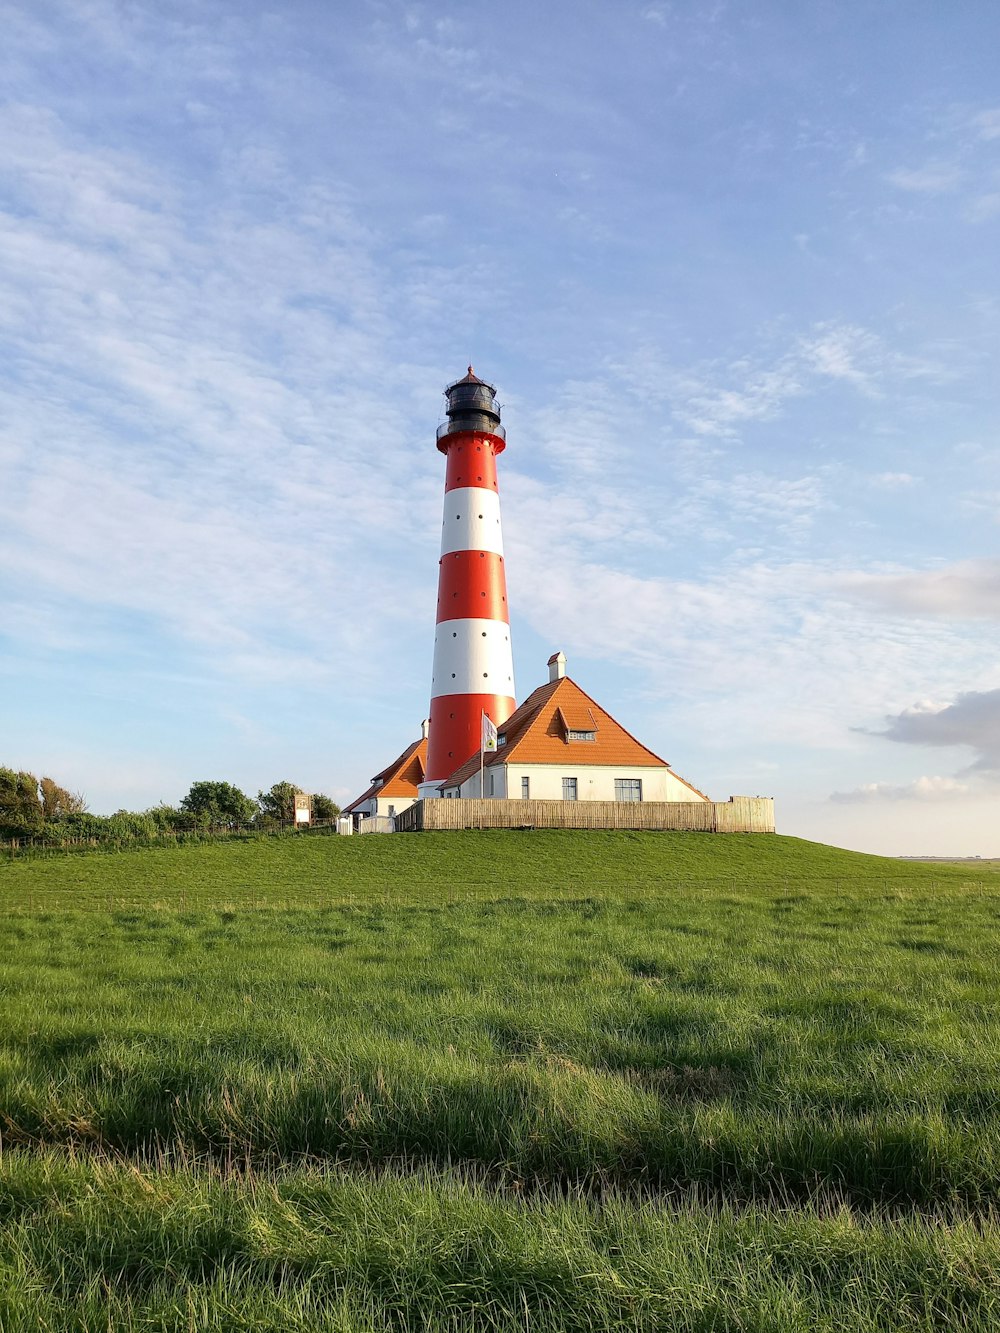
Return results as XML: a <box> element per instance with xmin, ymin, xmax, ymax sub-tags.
<box><xmin>548</xmin><ymin>651</ymin><xmax>566</xmax><ymax>682</ymax></box>
<box><xmin>420</xmin><ymin>718</ymin><xmax>430</xmax><ymax>739</ymax></box>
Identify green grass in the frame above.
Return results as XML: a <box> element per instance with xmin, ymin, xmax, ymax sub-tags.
<box><xmin>1</xmin><ymin>831</ymin><xmax>999</xmax><ymax>1328</ymax></box>
<box><xmin>2</xmin><ymin>1151</ymin><xmax>999</xmax><ymax>1332</ymax></box>
<box><xmin>3</xmin><ymin>827</ymin><xmax>996</xmax><ymax>910</ymax></box>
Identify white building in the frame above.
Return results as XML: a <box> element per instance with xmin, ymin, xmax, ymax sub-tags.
<box><xmin>437</xmin><ymin>652</ymin><xmax>709</xmax><ymax>804</ymax></box>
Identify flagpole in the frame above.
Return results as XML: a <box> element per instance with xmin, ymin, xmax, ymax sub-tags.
<box><xmin>480</xmin><ymin>711</ymin><xmax>485</xmax><ymax>830</ymax></box>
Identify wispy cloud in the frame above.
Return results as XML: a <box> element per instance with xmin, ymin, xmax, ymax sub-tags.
<box><xmin>799</xmin><ymin>323</ymin><xmax>884</xmax><ymax>391</ymax></box>
<box><xmin>873</xmin><ymin>472</ymin><xmax>919</xmax><ymax>487</ymax></box>
<box><xmin>972</xmin><ymin>108</ymin><xmax>1000</xmax><ymax>141</ymax></box>
<box><xmin>962</xmin><ymin>490</ymin><xmax>1000</xmax><ymax>521</ymax></box>
<box><xmin>609</xmin><ymin>323</ymin><xmax>879</xmax><ymax>443</ymax></box>
<box><xmin>640</xmin><ymin>5</ymin><xmax>670</xmax><ymax>26</ymax></box>
<box><xmin>966</xmin><ymin>193</ymin><xmax>1000</xmax><ymax>224</ymax></box>
<box><xmin>841</xmin><ymin>560</ymin><xmax>1000</xmax><ymax>620</ymax></box>
<box><xmin>830</xmin><ymin>775</ymin><xmax>971</xmax><ymax>803</ymax></box>
<box><xmin>887</xmin><ymin>163</ymin><xmax>963</xmax><ymax>194</ymax></box>
<box><xmin>0</xmin><ymin>98</ymin><xmax>447</xmax><ymax>696</ymax></box>
<box><xmin>678</xmin><ymin>361</ymin><xmax>804</xmax><ymax>437</ymax></box>
<box><xmin>677</xmin><ymin>472</ymin><xmax>824</xmax><ymax>540</ymax></box>
<box><xmin>882</xmin><ymin>103</ymin><xmax>1000</xmax><ymax>229</ymax></box>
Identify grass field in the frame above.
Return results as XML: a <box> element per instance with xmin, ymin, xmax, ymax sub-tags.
<box><xmin>2</xmin><ymin>831</ymin><xmax>1000</xmax><ymax>1329</ymax></box>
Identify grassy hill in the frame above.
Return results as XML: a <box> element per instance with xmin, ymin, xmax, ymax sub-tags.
<box><xmin>2</xmin><ymin>832</ymin><xmax>999</xmax><ymax>1329</ymax></box>
<box><xmin>4</xmin><ymin>826</ymin><xmax>996</xmax><ymax>910</ymax></box>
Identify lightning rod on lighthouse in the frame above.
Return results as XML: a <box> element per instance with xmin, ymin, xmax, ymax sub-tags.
<box><xmin>418</xmin><ymin>368</ymin><xmax>516</xmax><ymax>795</ymax></box>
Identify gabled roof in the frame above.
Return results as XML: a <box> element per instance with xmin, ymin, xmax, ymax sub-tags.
<box><xmin>343</xmin><ymin>737</ymin><xmax>427</xmax><ymax>813</ymax></box>
<box><xmin>441</xmin><ymin>676</ymin><xmax>707</xmax><ymax>798</ymax></box>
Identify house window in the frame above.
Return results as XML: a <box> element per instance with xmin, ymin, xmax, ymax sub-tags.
<box><xmin>521</xmin><ymin>776</ymin><xmax>530</xmax><ymax>799</ymax></box>
<box><xmin>488</xmin><ymin>772</ymin><xmax>495</xmax><ymax>796</ymax></box>
<box><xmin>566</xmin><ymin>729</ymin><xmax>596</xmax><ymax>741</ymax></box>
<box><xmin>614</xmin><ymin>779</ymin><xmax>642</xmax><ymax>802</ymax></box>
<box><xmin>562</xmin><ymin>777</ymin><xmax>578</xmax><ymax>801</ymax></box>
<box><xmin>388</xmin><ymin>805</ymin><xmax>395</xmax><ymax>817</ymax></box>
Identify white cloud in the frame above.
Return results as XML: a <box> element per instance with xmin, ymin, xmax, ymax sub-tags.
<box><xmin>501</xmin><ymin>528</ymin><xmax>995</xmax><ymax>767</ymax></box>
<box><xmin>799</xmin><ymin>323</ymin><xmax>882</xmax><ymax>390</ymax></box>
<box><xmin>841</xmin><ymin>560</ymin><xmax>1000</xmax><ymax>620</ymax></box>
<box><xmin>966</xmin><ymin>193</ymin><xmax>1000</xmax><ymax>224</ymax></box>
<box><xmin>678</xmin><ymin>472</ymin><xmax>824</xmax><ymax>540</ymax></box>
<box><xmin>887</xmin><ymin>164</ymin><xmax>963</xmax><ymax>194</ymax></box>
<box><xmin>605</xmin><ymin>339</ymin><xmax>803</xmax><ymax>441</ymax></box>
<box><xmin>873</xmin><ymin>472</ymin><xmax>918</xmax><ymax>487</ymax></box>
<box><xmin>881</xmin><ymin>107</ymin><xmax>1000</xmax><ymax>229</ymax></box>
<box><xmin>962</xmin><ymin>490</ymin><xmax>1000</xmax><ymax>520</ymax></box>
<box><xmin>875</xmin><ymin>689</ymin><xmax>1000</xmax><ymax>774</ymax></box>
<box><xmin>680</xmin><ymin>364</ymin><xmax>804</xmax><ymax>436</ymax></box>
<box><xmin>830</xmin><ymin>775</ymin><xmax>971</xmax><ymax>803</ymax></box>
<box><xmin>972</xmin><ymin>108</ymin><xmax>1000</xmax><ymax>141</ymax></box>
<box><xmin>608</xmin><ymin>318</ymin><xmax>938</xmax><ymax>447</ymax></box>
<box><xmin>520</xmin><ymin>379</ymin><xmax>624</xmax><ymax>475</ymax></box>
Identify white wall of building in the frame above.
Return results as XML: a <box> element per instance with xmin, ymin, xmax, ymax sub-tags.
<box><xmin>451</xmin><ymin>764</ymin><xmax>707</xmax><ymax>802</ymax></box>
<box><xmin>353</xmin><ymin>793</ymin><xmax>419</xmax><ymax>820</ymax></box>
<box><xmin>451</xmin><ymin>766</ymin><xmax>508</xmax><ymax>799</ymax></box>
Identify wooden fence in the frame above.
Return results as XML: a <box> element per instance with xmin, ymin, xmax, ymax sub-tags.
<box><xmin>394</xmin><ymin>796</ymin><xmax>774</xmax><ymax>834</ymax></box>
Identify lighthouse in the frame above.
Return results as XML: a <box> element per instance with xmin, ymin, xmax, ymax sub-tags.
<box><xmin>418</xmin><ymin>369</ymin><xmax>516</xmax><ymax>795</ymax></box>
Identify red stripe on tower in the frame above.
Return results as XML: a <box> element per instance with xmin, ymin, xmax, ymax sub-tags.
<box><xmin>420</xmin><ymin>369</ymin><xmax>516</xmax><ymax>792</ymax></box>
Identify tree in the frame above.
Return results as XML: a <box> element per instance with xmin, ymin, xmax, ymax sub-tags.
<box><xmin>148</xmin><ymin>804</ymin><xmax>198</xmax><ymax>832</ymax></box>
<box><xmin>257</xmin><ymin>781</ymin><xmax>303</xmax><ymax>824</ymax></box>
<box><xmin>311</xmin><ymin>793</ymin><xmax>341</xmax><ymax>822</ymax></box>
<box><xmin>179</xmin><ymin>781</ymin><xmax>257</xmax><ymax>829</ymax></box>
<box><xmin>0</xmin><ymin>767</ymin><xmax>44</xmax><ymax>836</ymax></box>
<box><xmin>39</xmin><ymin>777</ymin><xmax>87</xmax><ymax>819</ymax></box>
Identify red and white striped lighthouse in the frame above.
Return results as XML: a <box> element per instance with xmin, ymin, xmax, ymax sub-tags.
<box><xmin>419</xmin><ymin>369</ymin><xmax>516</xmax><ymax>794</ymax></box>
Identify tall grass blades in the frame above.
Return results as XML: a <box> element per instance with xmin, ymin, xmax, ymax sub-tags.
<box><xmin>1</xmin><ymin>832</ymin><xmax>999</xmax><ymax>1327</ymax></box>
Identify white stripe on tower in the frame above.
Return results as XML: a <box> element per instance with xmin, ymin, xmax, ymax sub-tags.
<box><xmin>431</xmin><ymin>619</ymin><xmax>514</xmax><ymax>696</ymax></box>
<box><xmin>440</xmin><ymin>489</ymin><xmax>504</xmax><ymax>556</ymax></box>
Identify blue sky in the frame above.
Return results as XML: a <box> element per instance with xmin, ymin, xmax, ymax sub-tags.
<box><xmin>2</xmin><ymin>0</ymin><xmax>999</xmax><ymax>854</ymax></box>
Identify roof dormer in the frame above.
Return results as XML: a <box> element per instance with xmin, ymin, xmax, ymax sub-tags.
<box><xmin>556</xmin><ymin>702</ymin><xmax>598</xmax><ymax>742</ymax></box>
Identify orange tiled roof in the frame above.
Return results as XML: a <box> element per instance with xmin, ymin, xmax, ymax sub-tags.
<box><xmin>343</xmin><ymin>737</ymin><xmax>427</xmax><ymax>813</ymax></box>
<box><xmin>441</xmin><ymin>676</ymin><xmax>707</xmax><ymax>797</ymax></box>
